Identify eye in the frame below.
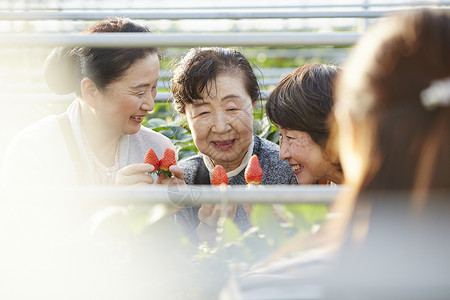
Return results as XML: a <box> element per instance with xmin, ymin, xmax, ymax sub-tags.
<box><xmin>151</xmin><ymin>84</ymin><xmax>157</xmax><ymax>92</ymax></box>
<box><xmin>131</xmin><ymin>89</ymin><xmax>146</xmax><ymax>96</ymax></box>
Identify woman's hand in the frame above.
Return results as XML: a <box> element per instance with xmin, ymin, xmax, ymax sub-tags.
<box><xmin>197</xmin><ymin>204</ymin><xmax>237</xmax><ymax>245</ymax></box>
<box><xmin>198</xmin><ymin>204</ymin><xmax>237</xmax><ymax>228</ymax></box>
<box><xmin>156</xmin><ymin>165</ymin><xmax>185</xmax><ymax>186</ymax></box>
<box><xmin>115</xmin><ymin>163</ymin><xmax>155</xmax><ymax>186</ymax></box>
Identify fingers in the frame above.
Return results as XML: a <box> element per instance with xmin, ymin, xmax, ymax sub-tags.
<box><xmin>156</xmin><ymin>165</ymin><xmax>185</xmax><ymax>185</ymax></box>
<box><xmin>198</xmin><ymin>204</ymin><xmax>214</xmax><ymax>223</ymax></box>
<box><xmin>115</xmin><ymin>163</ymin><xmax>155</xmax><ymax>186</ymax></box>
<box><xmin>198</xmin><ymin>204</ymin><xmax>237</xmax><ymax>227</ymax></box>
<box><xmin>169</xmin><ymin>165</ymin><xmax>184</xmax><ymax>181</ymax></box>
<box><xmin>226</xmin><ymin>205</ymin><xmax>237</xmax><ymax>219</ymax></box>
<box><xmin>119</xmin><ymin>163</ymin><xmax>154</xmax><ymax>176</ymax></box>
<box><xmin>115</xmin><ymin>163</ymin><xmax>185</xmax><ymax>186</ymax></box>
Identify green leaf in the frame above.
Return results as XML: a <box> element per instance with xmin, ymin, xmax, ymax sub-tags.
<box><xmin>146</xmin><ymin>118</ymin><xmax>168</xmax><ymax>128</ymax></box>
<box><xmin>178</xmin><ymin>149</ymin><xmax>198</xmax><ymax>160</ymax></box>
<box><xmin>267</xmin><ymin>128</ymin><xmax>280</xmax><ymax>144</ymax></box>
<box><xmin>250</xmin><ymin>204</ymin><xmax>287</xmax><ymax>247</ymax></box>
<box><xmin>222</xmin><ymin>219</ymin><xmax>241</xmax><ymax>244</ymax></box>
<box><xmin>282</xmin><ymin>204</ymin><xmax>329</xmax><ymax>233</ymax></box>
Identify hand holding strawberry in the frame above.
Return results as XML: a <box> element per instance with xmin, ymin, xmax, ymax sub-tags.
<box><xmin>143</xmin><ymin>148</ymin><xmax>160</xmax><ymax>172</ymax></box>
<box><xmin>143</xmin><ymin>148</ymin><xmax>177</xmax><ymax>178</ymax></box>
<box><xmin>158</xmin><ymin>148</ymin><xmax>177</xmax><ymax>178</ymax></box>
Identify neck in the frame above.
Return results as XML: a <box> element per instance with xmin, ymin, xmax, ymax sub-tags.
<box><xmin>216</xmin><ymin>158</ymin><xmax>244</xmax><ymax>173</ymax></box>
<box><xmin>80</xmin><ymin>103</ymin><xmax>120</xmax><ymax>166</ymax></box>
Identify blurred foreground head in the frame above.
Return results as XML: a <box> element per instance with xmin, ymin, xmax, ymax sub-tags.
<box><xmin>335</xmin><ymin>9</ymin><xmax>450</xmax><ymax>193</ymax></box>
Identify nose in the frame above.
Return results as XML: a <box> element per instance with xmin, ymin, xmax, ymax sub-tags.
<box><xmin>211</xmin><ymin>112</ymin><xmax>231</xmax><ymax>133</ymax></box>
<box><xmin>279</xmin><ymin>138</ymin><xmax>290</xmax><ymax>161</ymax></box>
<box><xmin>141</xmin><ymin>91</ymin><xmax>156</xmax><ymax>112</ymax></box>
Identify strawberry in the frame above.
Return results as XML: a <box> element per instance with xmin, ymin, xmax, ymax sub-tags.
<box><xmin>211</xmin><ymin>165</ymin><xmax>228</xmax><ymax>186</ymax></box>
<box><xmin>158</xmin><ymin>148</ymin><xmax>177</xmax><ymax>177</ymax></box>
<box><xmin>245</xmin><ymin>155</ymin><xmax>263</xmax><ymax>185</ymax></box>
<box><xmin>143</xmin><ymin>148</ymin><xmax>159</xmax><ymax>172</ymax></box>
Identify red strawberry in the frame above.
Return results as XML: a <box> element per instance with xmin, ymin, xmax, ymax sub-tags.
<box><xmin>211</xmin><ymin>165</ymin><xmax>228</xmax><ymax>186</ymax></box>
<box><xmin>143</xmin><ymin>148</ymin><xmax>159</xmax><ymax>172</ymax></box>
<box><xmin>245</xmin><ymin>155</ymin><xmax>263</xmax><ymax>185</ymax></box>
<box><xmin>158</xmin><ymin>148</ymin><xmax>177</xmax><ymax>177</ymax></box>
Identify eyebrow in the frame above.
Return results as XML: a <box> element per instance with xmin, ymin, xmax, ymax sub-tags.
<box><xmin>222</xmin><ymin>94</ymin><xmax>241</xmax><ymax>101</ymax></box>
<box><xmin>192</xmin><ymin>94</ymin><xmax>240</xmax><ymax>107</ymax></box>
<box><xmin>131</xmin><ymin>83</ymin><xmax>150</xmax><ymax>90</ymax></box>
<box><xmin>131</xmin><ymin>77</ymin><xmax>159</xmax><ymax>89</ymax></box>
<box><xmin>192</xmin><ymin>101</ymin><xmax>208</xmax><ymax>108</ymax></box>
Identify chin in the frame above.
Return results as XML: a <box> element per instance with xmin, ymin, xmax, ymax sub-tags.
<box><xmin>296</xmin><ymin>176</ymin><xmax>313</xmax><ymax>185</ymax></box>
<box><xmin>125</xmin><ymin>126</ymin><xmax>141</xmax><ymax>135</ymax></box>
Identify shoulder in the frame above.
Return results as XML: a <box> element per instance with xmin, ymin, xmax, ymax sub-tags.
<box><xmin>2</xmin><ymin>114</ymin><xmax>72</xmax><ymax>186</ymax></box>
<box><xmin>253</xmin><ymin>135</ymin><xmax>297</xmax><ymax>184</ymax></box>
<box><xmin>16</xmin><ymin>115</ymin><xmax>60</xmax><ymax>137</ymax></box>
<box><xmin>6</xmin><ymin>114</ymin><xmax>62</xmax><ymax>149</ymax></box>
<box><xmin>178</xmin><ymin>154</ymin><xmax>203</xmax><ymax>184</ymax></box>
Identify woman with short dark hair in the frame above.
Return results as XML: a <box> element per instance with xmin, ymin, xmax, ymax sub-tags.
<box><xmin>266</xmin><ymin>63</ymin><xmax>343</xmax><ymax>185</ymax></box>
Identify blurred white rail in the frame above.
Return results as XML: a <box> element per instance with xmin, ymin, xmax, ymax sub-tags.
<box><xmin>1</xmin><ymin>185</ymin><xmax>342</xmax><ymax>205</ymax></box>
<box><xmin>0</xmin><ymin>32</ymin><xmax>361</xmax><ymax>47</ymax></box>
<box><xmin>0</xmin><ymin>8</ymin><xmax>448</xmax><ymax>20</ymax></box>
<box><xmin>7</xmin><ymin>2</ymin><xmax>450</xmax><ymax>11</ymax></box>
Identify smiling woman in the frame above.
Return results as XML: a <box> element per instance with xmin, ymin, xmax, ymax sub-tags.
<box><xmin>266</xmin><ymin>63</ymin><xmax>343</xmax><ymax>185</ymax></box>
<box><xmin>1</xmin><ymin>17</ymin><xmax>183</xmax><ymax>187</ymax></box>
<box><xmin>171</xmin><ymin>47</ymin><xmax>296</xmax><ymax>244</ymax></box>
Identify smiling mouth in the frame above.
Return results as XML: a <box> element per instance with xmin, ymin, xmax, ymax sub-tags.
<box><xmin>291</xmin><ymin>164</ymin><xmax>303</xmax><ymax>172</ymax></box>
<box><xmin>213</xmin><ymin>139</ymin><xmax>235</xmax><ymax>146</ymax></box>
<box><xmin>212</xmin><ymin>139</ymin><xmax>235</xmax><ymax>150</ymax></box>
<box><xmin>130</xmin><ymin>115</ymin><xmax>144</xmax><ymax>121</ymax></box>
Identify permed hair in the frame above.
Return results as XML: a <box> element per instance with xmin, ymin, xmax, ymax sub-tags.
<box><xmin>171</xmin><ymin>47</ymin><xmax>260</xmax><ymax>114</ymax></box>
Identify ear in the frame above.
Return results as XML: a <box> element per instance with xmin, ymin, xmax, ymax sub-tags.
<box><xmin>81</xmin><ymin>77</ymin><xmax>100</xmax><ymax>109</ymax></box>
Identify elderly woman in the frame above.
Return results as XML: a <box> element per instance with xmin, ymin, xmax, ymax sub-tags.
<box><xmin>265</xmin><ymin>63</ymin><xmax>343</xmax><ymax>185</ymax></box>
<box><xmin>1</xmin><ymin>17</ymin><xmax>183</xmax><ymax>187</ymax></box>
<box><xmin>171</xmin><ymin>47</ymin><xmax>296</xmax><ymax>244</ymax></box>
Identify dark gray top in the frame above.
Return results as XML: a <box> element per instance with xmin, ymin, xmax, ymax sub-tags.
<box><xmin>175</xmin><ymin>134</ymin><xmax>297</xmax><ymax>243</ymax></box>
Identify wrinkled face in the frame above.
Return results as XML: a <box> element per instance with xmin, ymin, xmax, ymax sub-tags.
<box><xmin>184</xmin><ymin>73</ymin><xmax>255</xmax><ymax>172</ymax></box>
<box><xmin>95</xmin><ymin>53</ymin><xmax>160</xmax><ymax>136</ymax></box>
<box><xmin>278</xmin><ymin>127</ymin><xmax>334</xmax><ymax>184</ymax></box>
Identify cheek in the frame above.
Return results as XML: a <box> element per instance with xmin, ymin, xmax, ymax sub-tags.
<box><xmin>292</xmin><ymin>140</ymin><xmax>312</xmax><ymax>159</ymax></box>
<box><xmin>113</xmin><ymin>95</ymin><xmax>139</xmax><ymax>113</ymax></box>
<box><xmin>292</xmin><ymin>139</ymin><xmax>325</xmax><ymax>167</ymax></box>
<box><xmin>188</xmin><ymin>118</ymin><xmax>210</xmax><ymax>142</ymax></box>
<box><xmin>232</xmin><ymin>112</ymin><xmax>253</xmax><ymax>133</ymax></box>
